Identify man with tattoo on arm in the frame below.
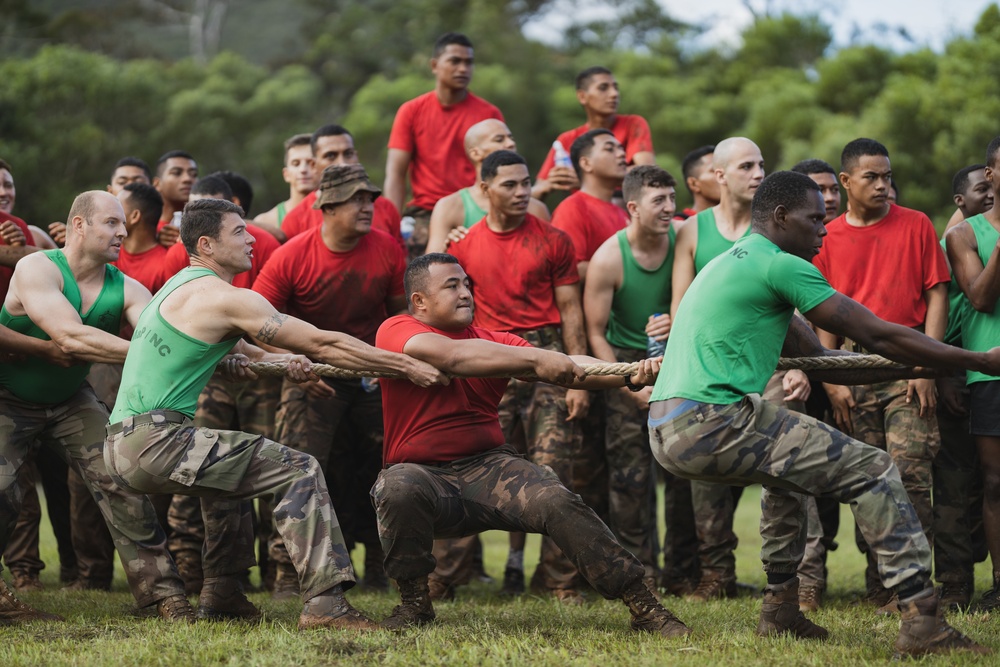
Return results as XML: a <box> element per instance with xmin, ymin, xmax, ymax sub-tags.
<box><xmin>104</xmin><ymin>198</ymin><xmax>446</xmax><ymax>631</ymax></box>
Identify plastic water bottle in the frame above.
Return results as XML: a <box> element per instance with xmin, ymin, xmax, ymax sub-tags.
<box><xmin>361</xmin><ymin>377</ymin><xmax>379</xmax><ymax>393</ymax></box>
<box><xmin>552</xmin><ymin>141</ymin><xmax>572</xmax><ymax>169</ymax></box>
<box><xmin>399</xmin><ymin>216</ymin><xmax>415</xmax><ymax>241</ymax></box>
<box><xmin>171</xmin><ymin>211</ymin><xmax>183</xmax><ymax>228</ymax></box>
<box><xmin>646</xmin><ymin>313</ymin><xmax>666</xmax><ymax>358</ymax></box>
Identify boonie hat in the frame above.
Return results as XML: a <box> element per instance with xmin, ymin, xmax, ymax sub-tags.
<box><xmin>313</xmin><ymin>164</ymin><xmax>381</xmax><ymax>208</ymax></box>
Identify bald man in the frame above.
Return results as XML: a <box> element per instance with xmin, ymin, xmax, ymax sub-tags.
<box><xmin>425</xmin><ymin>119</ymin><xmax>550</xmax><ymax>254</ymax></box>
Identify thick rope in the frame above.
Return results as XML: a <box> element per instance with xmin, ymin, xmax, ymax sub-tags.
<box><xmin>241</xmin><ymin>354</ymin><xmax>907</xmax><ymax>380</ymax></box>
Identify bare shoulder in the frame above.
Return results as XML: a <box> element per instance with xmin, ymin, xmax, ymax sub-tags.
<box><xmin>121</xmin><ymin>273</ymin><xmax>153</xmax><ymax>307</ymax></box>
<box><xmin>589</xmin><ymin>233</ymin><xmax>623</xmax><ymax>274</ymax></box>
<box><xmin>943</xmin><ymin>219</ymin><xmax>974</xmax><ymax>249</ymax></box>
<box><xmin>432</xmin><ymin>192</ymin><xmax>462</xmax><ymax>223</ymax></box>
<box><xmin>528</xmin><ymin>197</ymin><xmax>551</xmax><ymax>221</ymax></box>
<box><xmin>254</xmin><ymin>206</ymin><xmax>279</xmax><ymax>227</ymax></box>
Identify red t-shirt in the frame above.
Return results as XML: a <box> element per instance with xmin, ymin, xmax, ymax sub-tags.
<box><xmin>537</xmin><ymin>114</ymin><xmax>653</xmax><ymax>180</ymax></box>
<box><xmin>280</xmin><ymin>191</ymin><xmax>403</xmax><ymax>247</ymax></box>
<box><xmin>0</xmin><ymin>212</ymin><xmax>34</xmax><ymax>301</ymax></box>
<box><xmin>551</xmin><ymin>191</ymin><xmax>629</xmax><ymax>265</ymax></box>
<box><xmin>160</xmin><ymin>222</ymin><xmax>281</xmax><ymax>289</ymax></box>
<box><xmin>388</xmin><ymin>91</ymin><xmax>504</xmax><ymax>210</ymax></box>
<box><xmin>376</xmin><ymin>314</ymin><xmax>532</xmax><ymax>465</ymax></box>
<box><xmin>813</xmin><ymin>204</ymin><xmax>949</xmax><ymax>327</ymax></box>
<box><xmin>252</xmin><ymin>228</ymin><xmax>405</xmax><ymax>344</ymax></box>
<box><xmin>448</xmin><ymin>213</ymin><xmax>579</xmax><ymax>332</ymax></box>
<box><xmin>113</xmin><ymin>244</ymin><xmax>169</xmax><ymax>294</ymax></box>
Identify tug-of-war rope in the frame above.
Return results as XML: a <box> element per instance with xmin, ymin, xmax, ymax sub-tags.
<box><xmin>238</xmin><ymin>354</ymin><xmax>920</xmax><ymax>382</ymax></box>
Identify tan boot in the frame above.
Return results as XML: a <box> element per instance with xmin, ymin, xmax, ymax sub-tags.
<box><xmin>197</xmin><ymin>576</ymin><xmax>262</xmax><ymax>621</ymax></box>
<box><xmin>894</xmin><ymin>588</ymin><xmax>991</xmax><ymax>658</ymax></box>
<box><xmin>622</xmin><ymin>580</ymin><xmax>691</xmax><ymax>639</ymax></box>
<box><xmin>298</xmin><ymin>585</ymin><xmax>377</xmax><ymax>631</ymax></box>
<box><xmin>798</xmin><ymin>584</ymin><xmax>822</xmax><ymax>613</ymax></box>
<box><xmin>381</xmin><ymin>577</ymin><xmax>436</xmax><ymax>631</ymax></box>
<box><xmin>756</xmin><ymin>577</ymin><xmax>828</xmax><ymax>640</ymax></box>
<box><xmin>684</xmin><ymin>572</ymin><xmax>737</xmax><ymax>602</ymax></box>
<box><xmin>154</xmin><ymin>594</ymin><xmax>196</xmax><ymax>623</ymax></box>
<box><xmin>0</xmin><ymin>578</ymin><xmax>64</xmax><ymax>624</ymax></box>
<box><xmin>271</xmin><ymin>562</ymin><xmax>300</xmax><ymax>602</ymax></box>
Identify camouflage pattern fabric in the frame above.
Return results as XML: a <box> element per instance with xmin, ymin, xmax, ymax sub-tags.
<box><xmin>650</xmin><ymin>392</ymin><xmax>931</xmax><ymax>589</ymax></box>
<box><xmin>371</xmin><ymin>444</ymin><xmax>645</xmax><ymax>597</ymax></box>
<box><xmin>105</xmin><ymin>410</ymin><xmax>355</xmax><ymax>599</ymax></box>
<box><xmin>0</xmin><ymin>386</ymin><xmax>183</xmax><ymax>607</ymax></box>
<box><xmin>660</xmin><ymin>469</ymin><xmax>700</xmax><ymax>588</ymax></box>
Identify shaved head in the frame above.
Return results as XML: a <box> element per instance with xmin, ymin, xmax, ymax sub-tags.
<box><xmin>68</xmin><ymin>190</ymin><xmax>119</xmax><ymax>225</ymax></box>
<box><xmin>464</xmin><ymin>119</ymin><xmax>516</xmax><ymax>157</ymax></box>
<box><xmin>712</xmin><ymin>137</ymin><xmax>760</xmax><ymax>170</ymax></box>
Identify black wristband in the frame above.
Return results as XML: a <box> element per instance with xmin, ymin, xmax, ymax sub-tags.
<box><xmin>623</xmin><ymin>376</ymin><xmax>643</xmax><ymax>392</ymax></box>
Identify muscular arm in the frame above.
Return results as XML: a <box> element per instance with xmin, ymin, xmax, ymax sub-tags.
<box><xmin>426</xmin><ymin>195</ymin><xmax>462</xmax><ymax>254</ymax></box>
<box><xmin>383</xmin><ymin>148</ymin><xmax>411</xmax><ymax>214</ymax></box>
<box><xmin>947</xmin><ymin>223</ymin><xmax>1000</xmax><ymax>313</ymax></box>
<box><xmin>121</xmin><ymin>277</ymin><xmax>154</xmax><ymax>330</ymax></box>
<box><xmin>555</xmin><ymin>283</ymin><xmax>587</xmax><ymax>356</ymax></box>
<box><xmin>583</xmin><ymin>245</ymin><xmax>620</xmax><ymax>363</ymax></box>
<box><xmin>670</xmin><ymin>219</ymin><xmax>697</xmax><ymax>318</ymax></box>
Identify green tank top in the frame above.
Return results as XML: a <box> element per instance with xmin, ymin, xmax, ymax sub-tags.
<box><xmin>693</xmin><ymin>208</ymin><xmax>750</xmax><ymax>274</ymax></box>
<box><xmin>0</xmin><ymin>249</ymin><xmax>124</xmax><ymax>404</ymax></box>
<box><xmin>110</xmin><ymin>267</ymin><xmax>241</xmax><ymax>421</ymax></box>
<box><xmin>458</xmin><ymin>188</ymin><xmax>487</xmax><ymax>229</ymax></box>
<box><xmin>962</xmin><ymin>214</ymin><xmax>1000</xmax><ymax>384</ymax></box>
<box><xmin>276</xmin><ymin>201</ymin><xmax>288</xmax><ymax>228</ymax></box>
<box><xmin>942</xmin><ymin>237</ymin><xmax>967</xmax><ymax>347</ymax></box>
<box><xmin>606</xmin><ymin>228</ymin><xmax>676</xmax><ymax>350</ymax></box>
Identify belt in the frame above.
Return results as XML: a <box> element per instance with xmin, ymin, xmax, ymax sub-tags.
<box><xmin>511</xmin><ymin>325</ymin><xmax>562</xmax><ymax>349</ymax></box>
<box><xmin>106</xmin><ymin>409</ymin><xmax>190</xmax><ymax>436</ymax></box>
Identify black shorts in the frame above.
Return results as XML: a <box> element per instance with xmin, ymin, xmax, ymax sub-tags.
<box><xmin>969</xmin><ymin>380</ymin><xmax>1000</xmax><ymax>436</ymax></box>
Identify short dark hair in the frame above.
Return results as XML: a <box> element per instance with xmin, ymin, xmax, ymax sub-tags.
<box><xmin>623</xmin><ymin>166</ymin><xmax>676</xmax><ymax>206</ymax></box>
<box><xmin>155</xmin><ymin>150</ymin><xmax>195</xmax><ymax>178</ymax></box>
<box><xmin>191</xmin><ymin>175</ymin><xmax>233</xmax><ymax>200</ymax></box>
<box><xmin>575</xmin><ymin>66</ymin><xmax>613</xmax><ymax>91</ymax></box>
<box><xmin>111</xmin><ymin>156</ymin><xmax>152</xmax><ymax>183</ymax></box>
<box><xmin>889</xmin><ymin>178</ymin><xmax>900</xmax><ymax>202</ymax></box>
<box><xmin>751</xmin><ymin>171</ymin><xmax>821</xmax><ymax>228</ymax></box>
<box><xmin>404</xmin><ymin>253</ymin><xmax>460</xmax><ymax>307</ymax></box>
<box><xmin>953</xmin><ymin>164</ymin><xmax>986</xmax><ymax>196</ymax></box>
<box><xmin>680</xmin><ymin>145</ymin><xmax>715</xmax><ymax>187</ymax></box>
<box><xmin>214</xmin><ymin>171</ymin><xmax>253</xmax><ymax>215</ymax></box>
<box><xmin>481</xmin><ymin>150</ymin><xmax>527</xmax><ymax>182</ymax></box>
<box><xmin>840</xmin><ymin>138</ymin><xmax>889</xmax><ymax>174</ymax></box>
<box><xmin>310</xmin><ymin>124</ymin><xmax>353</xmax><ymax>155</ymax></box>
<box><xmin>986</xmin><ymin>136</ymin><xmax>1000</xmax><ymax>169</ymax></box>
<box><xmin>284</xmin><ymin>134</ymin><xmax>312</xmax><ymax>164</ymax></box>
<box><xmin>0</xmin><ymin>158</ymin><xmax>11</xmax><ymax>174</ymax></box>
<box><xmin>790</xmin><ymin>159</ymin><xmax>836</xmax><ymax>177</ymax></box>
<box><xmin>570</xmin><ymin>128</ymin><xmax>615</xmax><ymax>179</ymax></box>
<box><xmin>433</xmin><ymin>32</ymin><xmax>473</xmax><ymax>57</ymax></box>
<box><xmin>181</xmin><ymin>198</ymin><xmax>244</xmax><ymax>256</ymax></box>
<box><xmin>121</xmin><ymin>183</ymin><xmax>163</xmax><ymax>229</ymax></box>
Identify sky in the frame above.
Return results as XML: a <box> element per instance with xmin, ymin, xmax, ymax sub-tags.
<box><xmin>525</xmin><ymin>0</ymin><xmax>997</xmax><ymax>52</ymax></box>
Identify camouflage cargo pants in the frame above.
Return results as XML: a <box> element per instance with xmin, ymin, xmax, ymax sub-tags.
<box><xmin>372</xmin><ymin>444</ymin><xmax>644</xmax><ymax>597</ymax></box>
<box><xmin>105</xmin><ymin>410</ymin><xmax>354</xmax><ymax>599</ymax></box>
<box><xmin>650</xmin><ymin>393</ymin><xmax>931</xmax><ymax>590</ymax></box>
<box><xmin>0</xmin><ymin>386</ymin><xmax>183</xmax><ymax>607</ymax></box>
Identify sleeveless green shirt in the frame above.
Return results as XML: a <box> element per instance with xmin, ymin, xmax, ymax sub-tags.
<box><xmin>458</xmin><ymin>188</ymin><xmax>487</xmax><ymax>229</ymax></box>
<box><xmin>942</xmin><ymin>237</ymin><xmax>968</xmax><ymax>347</ymax></box>
<box><xmin>606</xmin><ymin>228</ymin><xmax>676</xmax><ymax>350</ymax></box>
<box><xmin>0</xmin><ymin>249</ymin><xmax>124</xmax><ymax>404</ymax></box>
<box><xmin>110</xmin><ymin>267</ymin><xmax>241</xmax><ymax>421</ymax></box>
<box><xmin>276</xmin><ymin>201</ymin><xmax>288</xmax><ymax>228</ymax></box>
<box><xmin>693</xmin><ymin>208</ymin><xmax>751</xmax><ymax>274</ymax></box>
<box><xmin>961</xmin><ymin>214</ymin><xmax>1000</xmax><ymax>385</ymax></box>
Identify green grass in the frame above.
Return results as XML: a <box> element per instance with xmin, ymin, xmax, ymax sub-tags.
<box><xmin>3</xmin><ymin>485</ymin><xmax>998</xmax><ymax>666</ymax></box>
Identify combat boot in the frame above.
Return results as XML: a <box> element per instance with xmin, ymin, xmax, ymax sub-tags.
<box><xmin>11</xmin><ymin>570</ymin><xmax>43</xmax><ymax>593</ymax></box>
<box><xmin>298</xmin><ymin>585</ymin><xmax>377</xmax><ymax>631</ymax></box>
<box><xmin>154</xmin><ymin>594</ymin><xmax>196</xmax><ymax>623</ymax></box>
<box><xmin>798</xmin><ymin>584</ymin><xmax>822</xmax><ymax>613</ymax></box>
<box><xmin>381</xmin><ymin>577</ymin><xmax>436</xmax><ymax>631</ymax></box>
<box><xmin>622</xmin><ymin>580</ymin><xmax>691</xmax><ymax>639</ymax></box>
<box><xmin>428</xmin><ymin>577</ymin><xmax>456</xmax><ymax>601</ymax></box>
<box><xmin>498</xmin><ymin>566</ymin><xmax>525</xmax><ymax>597</ymax></box>
<box><xmin>197</xmin><ymin>576</ymin><xmax>262</xmax><ymax>621</ymax></box>
<box><xmin>0</xmin><ymin>578</ymin><xmax>64</xmax><ymax>624</ymax></box>
<box><xmin>271</xmin><ymin>562</ymin><xmax>300</xmax><ymax>601</ymax></box>
<box><xmin>684</xmin><ymin>572</ymin><xmax>737</xmax><ymax>602</ymax></box>
<box><xmin>756</xmin><ymin>577</ymin><xmax>828</xmax><ymax>640</ymax></box>
<box><xmin>895</xmin><ymin>588</ymin><xmax>990</xmax><ymax>658</ymax></box>
<box><xmin>939</xmin><ymin>581</ymin><xmax>972</xmax><ymax>612</ymax></box>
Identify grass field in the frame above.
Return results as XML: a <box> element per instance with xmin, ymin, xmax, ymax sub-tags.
<box><xmin>2</xmin><ymin>485</ymin><xmax>998</xmax><ymax>666</ymax></box>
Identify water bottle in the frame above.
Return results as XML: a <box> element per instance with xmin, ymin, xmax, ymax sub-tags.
<box><xmin>399</xmin><ymin>216</ymin><xmax>415</xmax><ymax>241</ymax></box>
<box><xmin>361</xmin><ymin>377</ymin><xmax>379</xmax><ymax>393</ymax></box>
<box><xmin>646</xmin><ymin>313</ymin><xmax>666</xmax><ymax>358</ymax></box>
<box><xmin>552</xmin><ymin>141</ymin><xmax>572</xmax><ymax>169</ymax></box>
<box><xmin>171</xmin><ymin>211</ymin><xmax>183</xmax><ymax>228</ymax></box>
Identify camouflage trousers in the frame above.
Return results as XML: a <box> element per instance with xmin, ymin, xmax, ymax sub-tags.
<box><xmin>933</xmin><ymin>374</ymin><xmax>982</xmax><ymax>584</ymax></box>
<box><xmin>167</xmin><ymin>375</ymin><xmax>282</xmax><ymax>576</ymax></box>
<box><xmin>649</xmin><ymin>393</ymin><xmax>931</xmax><ymax>590</ymax></box>
<box><xmin>372</xmin><ymin>444</ymin><xmax>644</xmax><ymax>597</ymax></box>
<box><xmin>848</xmin><ymin>379</ymin><xmax>939</xmax><ymax>594</ymax></box>
<box><xmin>105</xmin><ymin>409</ymin><xmax>354</xmax><ymax>599</ymax></box>
<box><xmin>3</xmin><ymin>457</ymin><xmax>76</xmax><ymax>583</ymax></box>
<box><xmin>0</xmin><ymin>386</ymin><xmax>183</xmax><ymax>607</ymax></box>
<box><xmin>661</xmin><ymin>468</ymin><xmax>700</xmax><ymax>588</ymax></box>
<box><xmin>270</xmin><ymin>377</ymin><xmax>383</xmax><ymax>566</ymax></box>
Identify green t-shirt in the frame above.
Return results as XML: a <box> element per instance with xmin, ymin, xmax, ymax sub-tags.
<box><xmin>961</xmin><ymin>214</ymin><xmax>1000</xmax><ymax>385</ymax></box>
<box><xmin>651</xmin><ymin>233</ymin><xmax>836</xmax><ymax>404</ymax></box>
<box><xmin>0</xmin><ymin>249</ymin><xmax>123</xmax><ymax>405</ymax></box>
<box><xmin>110</xmin><ymin>267</ymin><xmax>241</xmax><ymax>421</ymax></box>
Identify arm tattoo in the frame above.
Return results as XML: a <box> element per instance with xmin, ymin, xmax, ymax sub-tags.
<box><xmin>256</xmin><ymin>313</ymin><xmax>288</xmax><ymax>344</ymax></box>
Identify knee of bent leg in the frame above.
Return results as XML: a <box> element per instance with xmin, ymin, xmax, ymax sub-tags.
<box><xmin>371</xmin><ymin>464</ymin><xmax>436</xmax><ymax>516</ymax></box>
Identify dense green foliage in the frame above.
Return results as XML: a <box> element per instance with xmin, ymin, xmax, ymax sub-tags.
<box><xmin>2</xmin><ymin>2</ymin><xmax>999</xmax><ymax>229</ymax></box>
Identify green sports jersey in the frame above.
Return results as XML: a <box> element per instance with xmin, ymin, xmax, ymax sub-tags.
<box><xmin>941</xmin><ymin>237</ymin><xmax>968</xmax><ymax>347</ymax></box>
<box><xmin>110</xmin><ymin>267</ymin><xmax>241</xmax><ymax>421</ymax></box>
<box><xmin>961</xmin><ymin>214</ymin><xmax>1000</xmax><ymax>385</ymax></box>
<box><xmin>651</xmin><ymin>233</ymin><xmax>836</xmax><ymax>404</ymax></box>
<box><xmin>693</xmin><ymin>207</ymin><xmax>751</xmax><ymax>274</ymax></box>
